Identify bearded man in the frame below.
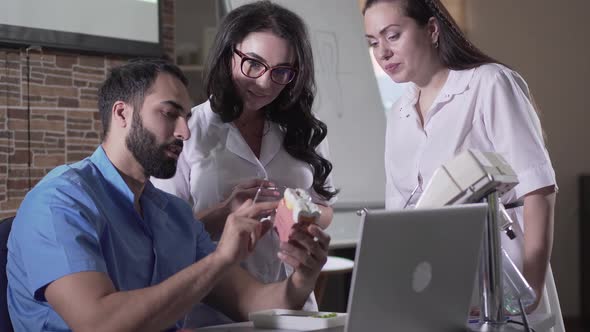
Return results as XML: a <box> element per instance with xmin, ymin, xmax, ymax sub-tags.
<box><xmin>6</xmin><ymin>59</ymin><xmax>330</xmax><ymax>332</ymax></box>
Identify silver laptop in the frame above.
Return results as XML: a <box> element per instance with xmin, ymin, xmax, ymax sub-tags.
<box><xmin>345</xmin><ymin>204</ymin><xmax>487</xmax><ymax>332</ymax></box>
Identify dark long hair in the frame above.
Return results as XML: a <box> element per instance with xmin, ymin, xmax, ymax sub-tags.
<box><xmin>205</xmin><ymin>0</ymin><xmax>337</xmax><ymax>201</ymax></box>
<box><xmin>363</xmin><ymin>0</ymin><xmax>500</xmax><ymax>70</ymax></box>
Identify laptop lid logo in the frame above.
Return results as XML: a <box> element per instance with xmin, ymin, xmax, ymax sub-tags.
<box><xmin>412</xmin><ymin>261</ymin><xmax>432</xmax><ymax>293</ymax></box>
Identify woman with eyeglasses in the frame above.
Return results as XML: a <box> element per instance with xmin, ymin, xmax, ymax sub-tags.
<box><xmin>152</xmin><ymin>0</ymin><xmax>337</xmax><ymax>325</ymax></box>
<box><xmin>363</xmin><ymin>0</ymin><xmax>556</xmax><ymax>312</ymax></box>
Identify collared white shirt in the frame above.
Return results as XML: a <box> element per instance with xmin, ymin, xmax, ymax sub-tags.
<box><xmin>385</xmin><ymin>63</ymin><xmax>556</xmax><ymax>269</ymax></box>
<box><xmin>154</xmin><ymin>101</ymin><xmax>335</xmax><ymax>213</ymax></box>
<box><xmin>153</xmin><ymin>101</ymin><xmax>336</xmax><ymax>311</ymax></box>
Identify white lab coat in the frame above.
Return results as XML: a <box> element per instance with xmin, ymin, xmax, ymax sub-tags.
<box><xmin>384</xmin><ymin>63</ymin><xmax>556</xmax><ymax>271</ymax></box>
<box><xmin>153</xmin><ymin>101</ymin><xmax>337</xmax><ymax>318</ymax></box>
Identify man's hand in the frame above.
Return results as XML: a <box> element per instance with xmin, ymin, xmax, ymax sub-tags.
<box><xmin>204</xmin><ymin>223</ymin><xmax>330</xmax><ymax>319</ymax></box>
<box><xmin>214</xmin><ymin>199</ymin><xmax>278</xmax><ymax>265</ymax></box>
<box><xmin>278</xmin><ymin>224</ymin><xmax>330</xmax><ymax>288</ymax></box>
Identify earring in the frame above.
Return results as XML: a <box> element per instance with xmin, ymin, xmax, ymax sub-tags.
<box><xmin>434</xmin><ymin>40</ymin><xmax>439</xmax><ymax>49</ymax></box>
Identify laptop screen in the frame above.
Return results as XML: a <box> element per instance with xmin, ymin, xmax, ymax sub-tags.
<box><xmin>345</xmin><ymin>204</ymin><xmax>487</xmax><ymax>332</ymax></box>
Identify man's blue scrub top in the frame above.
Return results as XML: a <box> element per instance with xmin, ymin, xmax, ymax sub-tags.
<box><xmin>7</xmin><ymin>146</ymin><xmax>216</xmax><ymax>331</ymax></box>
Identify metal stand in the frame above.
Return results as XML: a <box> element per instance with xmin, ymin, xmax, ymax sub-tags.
<box><xmin>472</xmin><ymin>192</ymin><xmax>522</xmax><ymax>331</ymax></box>
<box><xmin>468</xmin><ymin>191</ymin><xmax>538</xmax><ymax>332</ymax></box>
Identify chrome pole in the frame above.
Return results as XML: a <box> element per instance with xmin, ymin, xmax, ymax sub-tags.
<box><xmin>479</xmin><ymin>191</ymin><xmax>506</xmax><ymax>326</ymax></box>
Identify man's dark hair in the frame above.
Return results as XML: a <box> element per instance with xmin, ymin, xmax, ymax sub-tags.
<box><xmin>97</xmin><ymin>58</ymin><xmax>188</xmax><ymax>140</ymax></box>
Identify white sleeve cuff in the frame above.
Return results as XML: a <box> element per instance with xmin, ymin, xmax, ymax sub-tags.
<box><xmin>514</xmin><ymin>161</ymin><xmax>557</xmax><ymax>199</ymax></box>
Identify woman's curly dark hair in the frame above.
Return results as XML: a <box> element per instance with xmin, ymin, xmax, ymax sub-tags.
<box><xmin>204</xmin><ymin>0</ymin><xmax>338</xmax><ymax>201</ymax></box>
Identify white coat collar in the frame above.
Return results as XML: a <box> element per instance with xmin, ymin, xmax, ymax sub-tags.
<box><xmin>259</xmin><ymin>122</ymin><xmax>283</xmax><ymax>167</ymax></box>
<box><xmin>203</xmin><ymin>101</ymin><xmax>284</xmax><ymax>168</ymax></box>
<box><xmin>397</xmin><ymin>67</ymin><xmax>475</xmax><ymax>118</ymax></box>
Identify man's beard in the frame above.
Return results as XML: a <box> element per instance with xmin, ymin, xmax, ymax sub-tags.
<box><xmin>125</xmin><ymin>111</ymin><xmax>183</xmax><ymax>179</ymax></box>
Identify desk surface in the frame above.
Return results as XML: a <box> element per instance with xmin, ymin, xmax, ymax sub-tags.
<box><xmin>198</xmin><ymin>313</ymin><xmax>555</xmax><ymax>332</ymax></box>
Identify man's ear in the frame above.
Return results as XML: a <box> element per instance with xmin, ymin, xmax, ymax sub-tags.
<box><xmin>111</xmin><ymin>101</ymin><xmax>132</xmax><ymax>129</ymax></box>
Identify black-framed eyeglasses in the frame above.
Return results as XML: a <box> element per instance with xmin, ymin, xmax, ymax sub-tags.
<box><xmin>234</xmin><ymin>49</ymin><xmax>297</xmax><ymax>85</ymax></box>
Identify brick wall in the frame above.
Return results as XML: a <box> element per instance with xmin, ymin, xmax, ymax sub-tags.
<box><xmin>0</xmin><ymin>0</ymin><xmax>175</xmax><ymax>218</ymax></box>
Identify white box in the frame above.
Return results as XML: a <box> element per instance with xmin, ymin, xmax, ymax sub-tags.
<box><xmin>249</xmin><ymin>309</ymin><xmax>346</xmax><ymax>331</ymax></box>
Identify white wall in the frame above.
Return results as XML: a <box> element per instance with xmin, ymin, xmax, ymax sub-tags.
<box><xmin>0</xmin><ymin>0</ymin><xmax>159</xmax><ymax>43</ymax></box>
<box><xmin>466</xmin><ymin>0</ymin><xmax>590</xmax><ymax>317</ymax></box>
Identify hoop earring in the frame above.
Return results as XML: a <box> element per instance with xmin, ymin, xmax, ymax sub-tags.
<box><xmin>434</xmin><ymin>40</ymin><xmax>439</xmax><ymax>49</ymax></box>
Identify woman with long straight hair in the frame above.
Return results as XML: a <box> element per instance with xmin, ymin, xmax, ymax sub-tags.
<box><xmin>363</xmin><ymin>0</ymin><xmax>556</xmax><ymax>313</ymax></box>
